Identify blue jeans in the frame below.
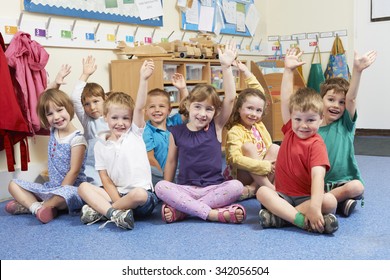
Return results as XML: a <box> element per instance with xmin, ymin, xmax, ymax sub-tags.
<box><xmin>133</xmin><ymin>190</ymin><xmax>159</xmax><ymax>218</ymax></box>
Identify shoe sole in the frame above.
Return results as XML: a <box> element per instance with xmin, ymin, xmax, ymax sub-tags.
<box><xmin>344</xmin><ymin>200</ymin><xmax>357</xmax><ymax>217</ymax></box>
<box><xmin>36</xmin><ymin>207</ymin><xmax>58</xmax><ymax>224</ymax></box>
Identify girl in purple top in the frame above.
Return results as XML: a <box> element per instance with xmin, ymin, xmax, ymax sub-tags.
<box><xmin>155</xmin><ymin>41</ymin><xmax>246</xmax><ymax>224</ymax></box>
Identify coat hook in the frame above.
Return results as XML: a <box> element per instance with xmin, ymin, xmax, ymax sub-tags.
<box><xmin>45</xmin><ymin>17</ymin><xmax>52</xmax><ymax>39</ymax></box>
<box><xmin>218</xmin><ymin>35</ymin><xmax>224</xmax><ymax>44</ymax></box>
<box><xmin>17</xmin><ymin>12</ymin><xmax>24</xmax><ymax>30</ymax></box>
<box><xmin>94</xmin><ymin>23</ymin><xmax>101</xmax><ymax>43</ymax></box>
<box><xmin>71</xmin><ymin>19</ymin><xmax>78</xmax><ymax>40</ymax></box>
<box><xmin>167</xmin><ymin>31</ymin><xmax>174</xmax><ymax>40</ymax></box>
<box><xmin>114</xmin><ymin>24</ymin><xmax>120</xmax><ymax>43</ymax></box>
<box><xmin>133</xmin><ymin>26</ymin><xmax>139</xmax><ymax>41</ymax></box>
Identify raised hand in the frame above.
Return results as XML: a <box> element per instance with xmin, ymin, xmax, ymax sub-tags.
<box><xmin>354</xmin><ymin>50</ymin><xmax>377</xmax><ymax>73</ymax></box>
<box><xmin>218</xmin><ymin>41</ymin><xmax>238</xmax><ymax>68</ymax></box>
<box><xmin>140</xmin><ymin>59</ymin><xmax>154</xmax><ymax>81</ymax></box>
<box><xmin>284</xmin><ymin>48</ymin><xmax>305</xmax><ymax>71</ymax></box>
<box><xmin>82</xmin><ymin>55</ymin><xmax>97</xmax><ymax>76</ymax></box>
<box><xmin>54</xmin><ymin>64</ymin><xmax>71</xmax><ymax>85</ymax></box>
<box><xmin>171</xmin><ymin>73</ymin><xmax>186</xmax><ymax>90</ymax></box>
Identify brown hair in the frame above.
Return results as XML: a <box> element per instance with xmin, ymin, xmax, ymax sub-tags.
<box><xmin>103</xmin><ymin>91</ymin><xmax>135</xmax><ymax>116</ymax></box>
<box><xmin>225</xmin><ymin>88</ymin><xmax>268</xmax><ymax>130</ymax></box>
<box><xmin>81</xmin><ymin>82</ymin><xmax>106</xmax><ymax>104</ymax></box>
<box><xmin>289</xmin><ymin>88</ymin><xmax>324</xmax><ymax>116</ymax></box>
<box><xmin>36</xmin><ymin>89</ymin><xmax>75</xmax><ymax>129</ymax></box>
<box><xmin>320</xmin><ymin>77</ymin><xmax>349</xmax><ymax>98</ymax></box>
<box><xmin>179</xmin><ymin>84</ymin><xmax>222</xmax><ymax>118</ymax></box>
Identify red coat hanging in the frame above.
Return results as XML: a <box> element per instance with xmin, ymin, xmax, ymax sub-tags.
<box><xmin>0</xmin><ymin>32</ymin><xmax>30</xmax><ymax>171</ymax></box>
<box><xmin>5</xmin><ymin>31</ymin><xmax>49</xmax><ymax>134</ymax></box>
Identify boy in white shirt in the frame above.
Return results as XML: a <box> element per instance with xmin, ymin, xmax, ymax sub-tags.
<box><xmin>78</xmin><ymin>60</ymin><xmax>156</xmax><ymax>230</ymax></box>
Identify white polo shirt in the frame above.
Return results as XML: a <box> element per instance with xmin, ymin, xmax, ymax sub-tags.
<box><xmin>94</xmin><ymin>123</ymin><xmax>152</xmax><ymax>194</ymax></box>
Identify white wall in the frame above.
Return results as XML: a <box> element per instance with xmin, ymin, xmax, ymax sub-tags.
<box><xmin>354</xmin><ymin>0</ymin><xmax>389</xmax><ymax>129</ymax></box>
<box><xmin>0</xmin><ymin>0</ymin><xmax>387</xmax><ymax>200</ymax></box>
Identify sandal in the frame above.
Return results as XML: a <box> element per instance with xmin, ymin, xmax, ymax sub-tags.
<box><xmin>161</xmin><ymin>203</ymin><xmax>187</xmax><ymax>223</ymax></box>
<box><xmin>217</xmin><ymin>204</ymin><xmax>246</xmax><ymax>224</ymax></box>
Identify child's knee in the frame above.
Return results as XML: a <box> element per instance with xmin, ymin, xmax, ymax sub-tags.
<box><xmin>241</xmin><ymin>142</ymin><xmax>257</xmax><ymax>156</ymax></box>
<box><xmin>78</xmin><ymin>182</ymin><xmax>92</xmax><ymax>196</ymax></box>
<box><xmin>132</xmin><ymin>188</ymin><xmax>149</xmax><ymax>202</ymax></box>
<box><xmin>322</xmin><ymin>193</ymin><xmax>338</xmax><ymax>212</ymax></box>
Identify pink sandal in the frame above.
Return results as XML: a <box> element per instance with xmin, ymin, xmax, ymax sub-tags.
<box><xmin>217</xmin><ymin>204</ymin><xmax>246</xmax><ymax>224</ymax></box>
<box><xmin>161</xmin><ymin>203</ymin><xmax>187</xmax><ymax>223</ymax></box>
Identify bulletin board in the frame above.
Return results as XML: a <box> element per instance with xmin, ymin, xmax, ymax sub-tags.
<box><xmin>181</xmin><ymin>0</ymin><xmax>256</xmax><ymax>37</ymax></box>
<box><xmin>23</xmin><ymin>0</ymin><xmax>163</xmax><ymax>27</ymax></box>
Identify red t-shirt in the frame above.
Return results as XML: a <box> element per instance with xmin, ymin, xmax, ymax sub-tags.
<box><xmin>275</xmin><ymin>120</ymin><xmax>330</xmax><ymax>196</ymax></box>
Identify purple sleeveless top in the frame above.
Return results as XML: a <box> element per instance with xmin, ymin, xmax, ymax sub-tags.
<box><xmin>170</xmin><ymin>120</ymin><xmax>224</xmax><ymax>187</ymax></box>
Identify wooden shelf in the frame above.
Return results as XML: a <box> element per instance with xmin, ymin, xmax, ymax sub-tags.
<box><xmin>110</xmin><ymin>57</ymin><xmax>246</xmax><ymax>107</ymax></box>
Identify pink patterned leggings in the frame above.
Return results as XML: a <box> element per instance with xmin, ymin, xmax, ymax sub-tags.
<box><xmin>155</xmin><ymin>179</ymin><xmax>243</xmax><ymax>220</ymax></box>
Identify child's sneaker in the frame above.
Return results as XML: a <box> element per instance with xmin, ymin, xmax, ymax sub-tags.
<box><xmin>80</xmin><ymin>204</ymin><xmax>106</xmax><ymax>225</ymax></box>
<box><xmin>323</xmin><ymin>213</ymin><xmax>339</xmax><ymax>234</ymax></box>
<box><xmin>259</xmin><ymin>209</ymin><xmax>285</xmax><ymax>228</ymax></box>
<box><xmin>5</xmin><ymin>200</ymin><xmax>30</xmax><ymax>215</ymax></box>
<box><xmin>337</xmin><ymin>199</ymin><xmax>357</xmax><ymax>217</ymax></box>
<box><xmin>99</xmin><ymin>209</ymin><xmax>134</xmax><ymax>230</ymax></box>
<box><xmin>36</xmin><ymin>206</ymin><xmax>58</xmax><ymax>224</ymax></box>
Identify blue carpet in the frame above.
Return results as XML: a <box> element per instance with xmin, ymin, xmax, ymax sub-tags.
<box><xmin>1</xmin><ymin>155</ymin><xmax>390</xmax><ymax>260</ymax></box>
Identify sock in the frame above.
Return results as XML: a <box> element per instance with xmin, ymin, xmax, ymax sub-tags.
<box><xmin>106</xmin><ymin>207</ymin><xmax>115</xmax><ymax>219</ymax></box>
<box><xmin>29</xmin><ymin>202</ymin><xmax>42</xmax><ymax>215</ymax></box>
<box><xmin>294</xmin><ymin>212</ymin><xmax>305</xmax><ymax>228</ymax></box>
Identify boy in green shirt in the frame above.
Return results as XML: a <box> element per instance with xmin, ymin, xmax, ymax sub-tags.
<box><xmin>318</xmin><ymin>50</ymin><xmax>377</xmax><ymax>216</ymax></box>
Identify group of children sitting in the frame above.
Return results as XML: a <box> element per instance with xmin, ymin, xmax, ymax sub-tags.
<box><xmin>5</xmin><ymin>42</ymin><xmax>377</xmax><ymax>234</ymax></box>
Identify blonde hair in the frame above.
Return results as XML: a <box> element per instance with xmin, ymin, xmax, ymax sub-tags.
<box><xmin>36</xmin><ymin>89</ymin><xmax>75</xmax><ymax>129</ymax></box>
<box><xmin>81</xmin><ymin>82</ymin><xmax>106</xmax><ymax>104</ymax></box>
<box><xmin>226</xmin><ymin>88</ymin><xmax>268</xmax><ymax>130</ymax></box>
<box><xmin>289</xmin><ymin>88</ymin><xmax>324</xmax><ymax>116</ymax></box>
<box><xmin>103</xmin><ymin>91</ymin><xmax>135</xmax><ymax>116</ymax></box>
<box><xmin>179</xmin><ymin>84</ymin><xmax>222</xmax><ymax>119</ymax></box>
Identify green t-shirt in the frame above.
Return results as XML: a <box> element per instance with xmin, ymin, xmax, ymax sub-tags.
<box><xmin>318</xmin><ymin>110</ymin><xmax>363</xmax><ymax>185</ymax></box>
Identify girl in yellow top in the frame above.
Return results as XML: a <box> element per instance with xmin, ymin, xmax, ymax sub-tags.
<box><xmin>224</xmin><ymin>61</ymin><xmax>279</xmax><ymax>200</ymax></box>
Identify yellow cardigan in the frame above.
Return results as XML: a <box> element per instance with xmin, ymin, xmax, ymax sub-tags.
<box><xmin>224</xmin><ymin>74</ymin><xmax>272</xmax><ymax>178</ymax></box>
<box><xmin>225</xmin><ymin>122</ymin><xmax>273</xmax><ymax>177</ymax></box>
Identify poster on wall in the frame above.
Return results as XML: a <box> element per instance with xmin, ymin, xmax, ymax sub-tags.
<box><xmin>371</xmin><ymin>0</ymin><xmax>390</xmax><ymax>22</ymax></box>
<box><xmin>23</xmin><ymin>0</ymin><xmax>163</xmax><ymax>26</ymax></box>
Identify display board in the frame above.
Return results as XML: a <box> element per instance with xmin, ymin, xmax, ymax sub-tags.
<box><xmin>24</xmin><ymin>0</ymin><xmax>163</xmax><ymax>27</ymax></box>
<box><xmin>181</xmin><ymin>0</ymin><xmax>257</xmax><ymax>37</ymax></box>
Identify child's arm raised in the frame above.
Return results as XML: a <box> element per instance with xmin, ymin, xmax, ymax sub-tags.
<box><xmin>233</xmin><ymin>60</ymin><xmax>265</xmax><ymax>93</ymax></box>
<box><xmin>281</xmin><ymin>48</ymin><xmax>305</xmax><ymax>124</ymax></box>
<box><xmin>133</xmin><ymin>60</ymin><xmax>154</xmax><ymax>128</ymax></box>
<box><xmin>46</xmin><ymin>64</ymin><xmax>71</xmax><ymax>90</ymax></box>
<box><xmin>172</xmin><ymin>73</ymin><xmax>189</xmax><ymax>101</ymax></box>
<box><xmin>346</xmin><ymin>50</ymin><xmax>377</xmax><ymax>118</ymax></box>
<box><xmin>215</xmin><ymin>41</ymin><xmax>238</xmax><ymax>130</ymax></box>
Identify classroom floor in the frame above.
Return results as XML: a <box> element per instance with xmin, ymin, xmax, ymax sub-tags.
<box><xmin>1</xmin><ymin>136</ymin><xmax>390</xmax><ymax>260</ymax></box>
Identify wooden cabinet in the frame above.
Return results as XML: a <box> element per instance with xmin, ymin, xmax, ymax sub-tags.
<box><xmin>251</xmin><ymin>61</ymin><xmax>306</xmax><ymax>142</ymax></box>
<box><xmin>110</xmin><ymin>57</ymin><xmax>246</xmax><ymax>107</ymax></box>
